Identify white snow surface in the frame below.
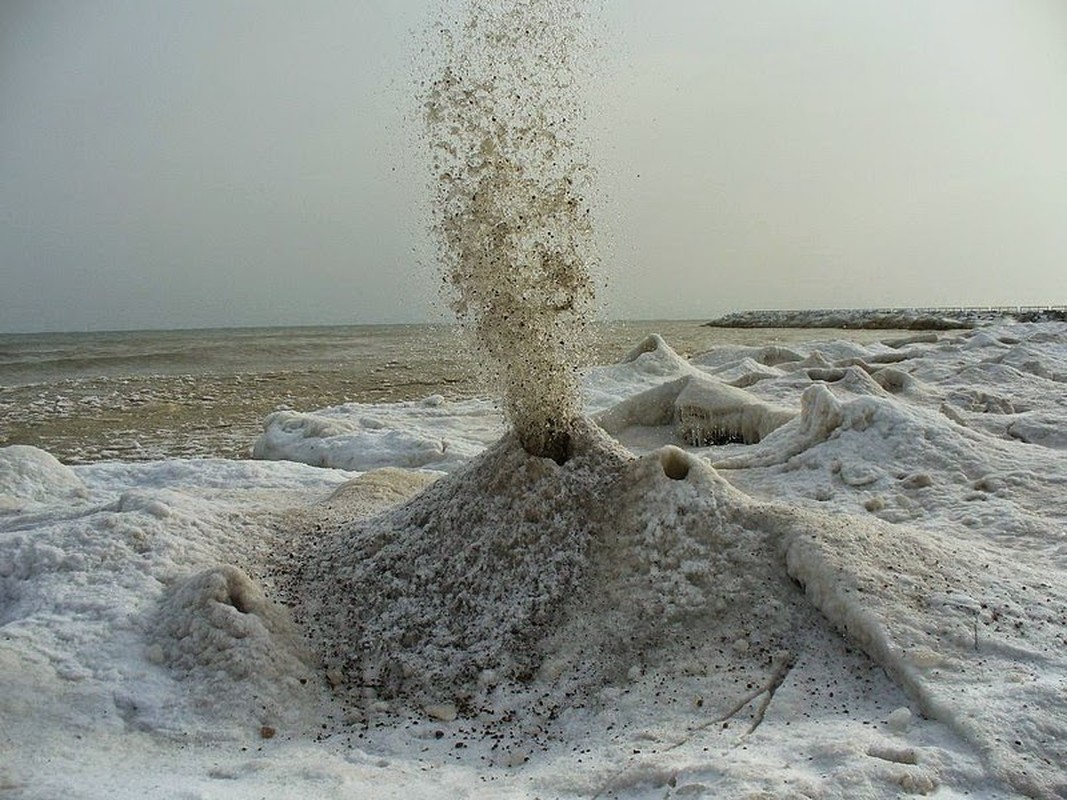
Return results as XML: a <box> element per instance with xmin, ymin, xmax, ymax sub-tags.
<box><xmin>253</xmin><ymin>395</ymin><xmax>504</xmax><ymax>473</ymax></box>
<box><xmin>4</xmin><ymin>322</ymin><xmax>1067</xmax><ymax>799</ymax></box>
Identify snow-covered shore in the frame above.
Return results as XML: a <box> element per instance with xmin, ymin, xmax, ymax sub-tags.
<box><xmin>3</xmin><ymin>322</ymin><xmax>1066</xmax><ymax>798</ymax></box>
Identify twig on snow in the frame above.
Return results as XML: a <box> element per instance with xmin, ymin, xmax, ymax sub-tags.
<box><xmin>716</xmin><ymin>650</ymin><xmax>797</xmax><ymax>735</ymax></box>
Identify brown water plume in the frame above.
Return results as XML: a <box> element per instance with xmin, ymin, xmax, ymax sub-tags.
<box><xmin>424</xmin><ymin>0</ymin><xmax>598</xmax><ymax>462</ymax></box>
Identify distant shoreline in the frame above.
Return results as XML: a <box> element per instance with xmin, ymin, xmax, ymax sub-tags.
<box><xmin>704</xmin><ymin>306</ymin><xmax>1067</xmax><ymax>330</ymax></box>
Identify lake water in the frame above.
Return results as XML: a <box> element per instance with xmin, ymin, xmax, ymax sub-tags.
<box><xmin>1</xmin><ymin>321</ymin><xmax>910</xmax><ymax>463</ymax></box>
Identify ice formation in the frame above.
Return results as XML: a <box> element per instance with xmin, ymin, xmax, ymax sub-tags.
<box><xmin>281</xmin><ymin>415</ymin><xmax>862</xmax><ymax>772</ymax></box>
<box><xmin>267</xmin><ymin>322</ymin><xmax>1067</xmax><ymax>798</ymax></box>
<box><xmin>5</xmin><ymin>323</ymin><xmax>1067</xmax><ymax>797</ymax></box>
<box><xmin>150</xmin><ymin>565</ymin><xmax>317</xmax><ymax>724</ymax></box>
<box><xmin>0</xmin><ymin>444</ymin><xmax>87</xmax><ymax>510</ymax></box>
<box><xmin>595</xmin><ymin>375</ymin><xmax>795</xmax><ymax>447</ymax></box>
<box><xmin>253</xmin><ymin>396</ymin><xmax>504</xmax><ymax>472</ymax></box>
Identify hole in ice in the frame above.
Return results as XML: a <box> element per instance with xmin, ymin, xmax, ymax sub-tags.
<box><xmin>527</xmin><ymin>427</ymin><xmax>571</xmax><ymax>465</ymax></box>
<box><xmin>660</xmin><ymin>447</ymin><xmax>691</xmax><ymax>480</ymax></box>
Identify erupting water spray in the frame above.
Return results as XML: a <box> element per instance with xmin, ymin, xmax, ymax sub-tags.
<box><xmin>424</xmin><ymin>0</ymin><xmax>598</xmax><ymax>463</ymax></box>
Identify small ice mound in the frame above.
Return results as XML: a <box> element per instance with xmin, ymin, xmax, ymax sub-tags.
<box><xmin>962</xmin><ymin>330</ymin><xmax>1009</xmax><ymax>351</ymax></box>
<box><xmin>690</xmin><ymin>343</ymin><xmax>804</xmax><ymax>371</ymax></box>
<box><xmin>324</xmin><ymin>468</ymin><xmax>442</xmax><ymax>519</ymax></box>
<box><xmin>883</xmin><ymin>332</ymin><xmax>939</xmax><ymax>349</ymax></box>
<box><xmin>795</xmin><ymin>350</ymin><xmax>835</xmax><ymax>370</ymax></box>
<box><xmin>871</xmin><ymin>367</ymin><xmax>915</xmax><ymax>394</ymax></box>
<box><xmin>583</xmin><ymin>338</ymin><xmax>698</xmax><ymax>415</ymax></box>
<box><xmin>944</xmin><ymin>388</ymin><xmax>1018</xmax><ymax>415</ymax></box>
<box><xmin>716</xmin><ymin>384</ymin><xmax>844</xmax><ymax>469</ymax></box>
<box><xmin>0</xmin><ymin>445</ymin><xmax>87</xmax><ymax>510</ymax></box>
<box><xmin>756</xmin><ymin>344</ymin><xmax>804</xmax><ymax>367</ymax></box>
<box><xmin>252</xmin><ymin>398</ymin><xmax>502</xmax><ymax>472</ymax></box>
<box><xmin>151</xmin><ymin>566</ymin><xmax>317</xmax><ymax>725</ymax></box>
<box><xmin>1007</xmin><ymin>413</ymin><xmax>1067</xmax><ymax>449</ymax></box>
<box><xmin>993</xmin><ymin>341</ymin><xmax>1067</xmax><ymax>382</ymax></box>
<box><xmin>804</xmin><ymin>365</ymin><xmax>888</xmax><ymax>397</ymax></box>
<box><xmin>702</xmin><ymin>356</ymin><xmax>781</xmax><ymax>389</ymax></box>
<box><xmin>620</xmin><ymin>334</ymin><xmax>694</xmax><ymax>375</ymax></box>
<box><xmin>595</xmin><ymin>375</ymin><xmax>794</xmax><ymax>450</ymax></box>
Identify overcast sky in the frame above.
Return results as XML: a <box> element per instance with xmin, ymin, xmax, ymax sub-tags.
<box><xmin>2</xmin><ymin>1</ymin><xmax>1066</xmax><ymax>333</ymax></box>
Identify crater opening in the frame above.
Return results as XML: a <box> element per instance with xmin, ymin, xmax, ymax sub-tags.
<box><xmin>522</xmin><ymin>426</ymin><xmax>572</xmax><ymax>465</ymax></box>
<box><xmin>660</xmin><ymin>448</ymin><xmax>691</xmax><ymax>480</ymax></box>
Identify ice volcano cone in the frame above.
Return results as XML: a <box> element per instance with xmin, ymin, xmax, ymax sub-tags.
<box><xmin>286</xmin><ymin>417</ymin><xmax>816</xmax><ymax>721</ymax></box>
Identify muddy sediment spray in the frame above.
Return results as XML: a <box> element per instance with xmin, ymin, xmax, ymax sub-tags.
<box><xmin>424</xmin><ymin>0</ymin><xmax>598</xmax><ymax>462</ymax></box>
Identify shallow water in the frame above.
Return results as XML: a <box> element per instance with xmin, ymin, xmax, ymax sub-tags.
<box><xmin>1</xmin><ymin>321</ymin><xmax>914</xmax><ymax>463</ymax></box>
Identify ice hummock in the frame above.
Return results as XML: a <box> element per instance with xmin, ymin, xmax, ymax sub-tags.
<box><xmin>253</xmin><ymin>395</ymin><xmax>504</xmax><ymax>473</ymax></box>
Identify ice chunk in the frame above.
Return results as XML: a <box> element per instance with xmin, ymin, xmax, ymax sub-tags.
<box><xmin>0</xmin><ymin>445</ymin><xmax>87</xmax><ymax>510</ymax></box>
<box><xmin>252</xmin><ymin>397</ymin><xmax>504</xmax><ymax>472</ymax></box>
<box><xmin>595</xmin><ymin>374</ymin><xmax>794</xmax><ymax>449</ymax></box>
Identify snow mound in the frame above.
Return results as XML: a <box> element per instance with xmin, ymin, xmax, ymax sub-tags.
<box><xmin>151</xmin><ymin>565</ymin><xmax>317</xmax><ymax>724</ymax></box>
<box><xmin>773</xmin><ymin>506</ymin><xmax>1067</xmax><ymax>799</ymax></box>
<box><xmin>0</xmin><ymin>445</ymin><xmax>87</xmax><ymax>510</ymax></box>
<box><xmin>596</xmin><ymin>375</ymin><xmax>794</xmax><ymax>447</ymax></box>
<box><xmin>252</xmin><ymin>396</ymin><xmax>503</xmax><ymax>472</ymax></box>
<box><xmin>582</xmin><ymin>333</ymin><xmax>699</xmax><ymax>412</ymax></box>
<box><xmin>620</xmin><ymin>333</ymin><xmax>694</xmax><ymax>374</ymax></box>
